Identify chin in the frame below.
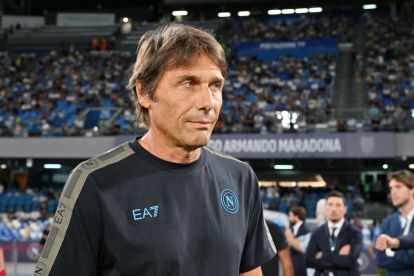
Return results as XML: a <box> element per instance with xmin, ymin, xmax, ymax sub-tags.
<box><xmin>192</xmin><ymin>132</ymin><xmax>212</xmax><ymax>146</ymax></box>
<box><xmin>183</xmin><ymin>138</ymin><xmax>208</xmax><ymax>150</ymax></box>
<box><xmin>193</xmin><ymin>138</ymin><xmax>209</xmax><ymax>147</ymax></box>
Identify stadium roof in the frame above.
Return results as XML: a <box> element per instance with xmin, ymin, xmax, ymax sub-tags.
<box><xmin>3</xmin><ymin>0</ymin><xmax>410</xmax><ymax>16</ymax></box>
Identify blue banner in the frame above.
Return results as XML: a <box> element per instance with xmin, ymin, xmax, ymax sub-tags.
<box><xmin>232</xmin><ymin>38</ymin><xmax>338</xmax><ymax>60</ymax></box>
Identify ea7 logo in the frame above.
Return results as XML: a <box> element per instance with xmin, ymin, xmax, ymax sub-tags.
<box><xmin>132</xmin><ymin>205</ymin><xmax>159</xmax><ymax>221</ymax></box>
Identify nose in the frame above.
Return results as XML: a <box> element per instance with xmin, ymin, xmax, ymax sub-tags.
<box><xmin>195</xmin><ymin>84</ymin><xmax>215</xmax><ymax>111</ymax></box>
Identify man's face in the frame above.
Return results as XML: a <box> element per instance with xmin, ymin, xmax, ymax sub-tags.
<box><xmin>140</xmin><ymin>53</ymin><xmax>224</xmax><ymax>150</ymax></box>
<box><xmin>288</xmin><ymin>212</ymin><xmax>298</xmax><ymax>225</ymax></box>
<box><xmin>326</xmin><ymin>196</ymin><xmax>347</xmax><ymax>223</ymax></box>
<box><xmin>389</xmin><ymin>179</ymin><xmax>414</xmax><ymax>208</ymax></box>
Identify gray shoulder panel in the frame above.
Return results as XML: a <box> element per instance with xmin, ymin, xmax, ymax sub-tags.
<box><xmin>34</xmin><ymin>142</ymin><xmax>135</xmax><ymax>276</ymax></box>
<box><xmin>204</xmin><ymin>146</ymin><xmax>246</xmax><ymax>164</ymax></box>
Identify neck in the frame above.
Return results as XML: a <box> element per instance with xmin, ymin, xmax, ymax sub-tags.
<box><xmin>294</xmin><ymin>220</ymin><xmax>302</xmax><ymax>226</ymax></box>
<box><xmin>399</xmin><ymin>201</ymin><xmax>414</xmax><ymax>218</ymax></box>
<box><xmin>329</xmin><ymin>218</ymin><xmax>343</xmax><ymax>225</ymax></box>
<box><xmin>139</xmin><ymin>131</ymin><xmax>201</xmax><ymax>163</ymax></box>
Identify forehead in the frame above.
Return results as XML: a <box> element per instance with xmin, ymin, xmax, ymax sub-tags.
<box><xmin>168</xmin><ymin>53</ymin><xmax>223</xmax><ymax>77</ymax></box>
<box><xmin>326</xmin><ymin>197</ymin><xmax>345</xmax><ymax>205</ymax></box>
<box><xmin>389</xmin><ymin>179</ymin><xmax>408</xmax><ymax>188</ymax></box>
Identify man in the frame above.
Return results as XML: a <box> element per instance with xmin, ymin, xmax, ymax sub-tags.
<box><xmin>285</xmin><ymin>206</ymin><xmax>309</xmax><ymax>276</ymax></box>
<box><xmin>262</xmin><ymin>220</ymin><xmax>294</xmax><ymax>276</ymax></box>
<box><xmin>306</xmin><ymin>191</ymin><xmax>362</xmax><ymax>276</ymax></box>
<box><xmin>286</xmin><ymin>200</ymin><xmax>326</xmax><ymax>276</ymax></box>
<box><xmin>376</xmin><ymin>170</ymin><xmax>414</xmax><ymax>275</ymax></box>
<box><xmin>35</xmin><ymin>24</ymin><xmax>276</xmax><ymax>276</ymax></box>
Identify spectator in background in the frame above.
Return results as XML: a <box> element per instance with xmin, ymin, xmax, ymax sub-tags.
<box><xmin>370</xmin><ymin>219</ymin><xmax>382</xmax><ymax>243</ymax></box>
<box><xmin>100</xmin><ymin>38</ymin><xmax>107</xmax><ymax>51</ymax></box>
<box><xmin>91</xmin><ymin>38</ymin><xmax>98</xmax><ymax>50</ymax></box>
<box><xmin>39</xmin><ymin>223</ymin><xmax>51</xmax><ymax>248</ymax></box>
<box><xmin>315</xmin><ymin>198</ymin><xmax>327</xmax><ymax>221</ymax></box>
<box><xmin>376</xmin><ymin>170</ymin><xmax>414</xmax><ymax>276</ymax></box>
<box><xmin>285</xmin><ymin>206</ymin><xmax>309</xmax><ymax>276</ymax></box>
<box><xmin>30</xmin><ymin>202</ymin><xmax>48</xmax><ymax>221</ymax></box>
<box><xmin>368</xmin><ymin>219</ymin><xmax>383</xmax><ymax>274</ymax></box>
<box><xmin>284</xmin><ymin>198</ymin><xmax>327</xmax><ymax>276</ymax></box>
<box><xmin>262</xmin><ymin>220</ymin><xmax>294</xmax><ymax>276</ymax></box>
<box><xmin>353</xmin><ymin>217</ymin><xmax>364</xmax><ymax>230</ymax></box>
<box><xmin>306</xmin><ymin>191</ymin><xmax>362</xmax><ymax>276</ymax></box>
<box><xmin>353</xmin><ymin>190</ymin><xmax>365</xmax><ymax>217</ymax></box>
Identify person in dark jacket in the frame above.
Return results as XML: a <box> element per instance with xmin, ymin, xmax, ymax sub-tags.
<box><xmin>306</xmin><ymin>191</ymin><xmax>362</xmax><ymax>276</ymax></box>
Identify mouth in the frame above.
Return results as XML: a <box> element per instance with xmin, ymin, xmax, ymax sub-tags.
<box><xmin>191</xmin><ymin>120</ymin><xmax>213</xmax><ymax>124</ymax></box>
<box><xmin>188</xmin><ymin>120</ymin><xmax>214</xmax><ymax>127</ymax></box>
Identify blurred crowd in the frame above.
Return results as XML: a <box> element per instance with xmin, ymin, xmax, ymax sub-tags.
<box><xmin>221</xmin><ymin>13</ymin><xmax>356</xmax><ymax>43</ymax></box>
<box><xmin>359</xmin><ymin>12</ymin><xmax>414</xmax><ymax>131</ymax></box>
<box><xmin>0</xmin><ymin>186</ymin><xmax>59</xmax><ymax>241</ymax></box>
<box><xmin>0</xmin><ymin>50</ymin><xmax>137</xmax><ymax>137</ymax></box>
<box><xmin>216</xmin><ymin>55</ymin><xmax>335</xmax><ymax>133</ymax></box>
<box><xmin>261</xmin><ymin>184</ymin><xmax>367</xmax><ymax>219</ymax></box>
<box><xmin>0</xmin><ymin>12</ymin><xmax>413</xmax><ymax>137</ymax></box>
<box><xmin>0</xmin><ymin>181</ymin><xmax>379</xmax><ymax>242</ymax></box>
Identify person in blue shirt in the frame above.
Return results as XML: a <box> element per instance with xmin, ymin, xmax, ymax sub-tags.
<box><xmin>376</xmin><ymin>170</ymin><xmax>414</xmax><ymax>276</ymax></box>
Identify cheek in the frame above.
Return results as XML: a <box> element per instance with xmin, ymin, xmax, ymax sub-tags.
<box><xmin>214</xmin><ymin>92</ymin><xmax>223</xmax><ymax>103</ymax></box>
<box><xmin>214</xmin><ymin>99</ymin><xmax>223</xmax><ymax>113</ymax></box>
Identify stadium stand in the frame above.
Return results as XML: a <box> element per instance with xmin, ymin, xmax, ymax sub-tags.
<box><xmin>362</xmin><ymin>12</ymin><xmax>414</xmax><ymax>131</ymax></box>
<box><xmin>2</xmin><ymin>11</ymin><xmax>411</xmax><ymax>137</ymax></box>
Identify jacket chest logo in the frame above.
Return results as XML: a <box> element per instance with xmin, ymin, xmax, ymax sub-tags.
<box><xmin>132</xmin><ymin>205</ymin><xmax>159</xmax><ymax>221</ymax></box>
<box><xmin>221</xmin><ymin>189</ymin><xmax>239</xmax><ymax>214</ymax></box>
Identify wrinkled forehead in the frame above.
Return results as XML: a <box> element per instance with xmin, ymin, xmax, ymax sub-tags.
<box><xmin>165</xmin><ymin>51</ymin><xmax>223</xmax><ymax>76</ymax></box>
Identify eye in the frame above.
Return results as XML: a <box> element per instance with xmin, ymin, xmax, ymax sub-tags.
<box><xmin>182</xmin><ymin>80</ymin><xmax>194</xmax><ymax>88</ymax></box>
<box><xmin>210</xmin><ymin>82</ymin><xmax>222</xmax><ymax>91</ymax></box>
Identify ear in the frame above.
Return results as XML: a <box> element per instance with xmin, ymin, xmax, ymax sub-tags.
<box><xmin>135</xmin><ymin>80</ymin><xmax>152</xmax><ymax>109</ymax></box>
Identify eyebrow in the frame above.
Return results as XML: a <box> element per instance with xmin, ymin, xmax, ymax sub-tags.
<box><xmin>175</xmin><ymin>74</ymin><xmax>225</xmax><ymax>84</ymax></box>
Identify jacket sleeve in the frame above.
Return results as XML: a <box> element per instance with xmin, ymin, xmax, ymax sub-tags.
<box><xmin>397</xmin><ymin>235</ymin><xmax>414</xmax><ymax>250</ymax></box>
<box><xmin>322</xmin><ymin>228</ymin><xmax>362</xmax><ymax>268</ymax></box>
<box><xmin>376</xmin><ymin>218</ymin><xmax>408</xmax><ymax>270</ymax></box>
<box><xmin>34</xmin><ymin>168</ymin><xmax>103</xmax><ymax>276</ymax></box>
<box><xmin>306</xmin><ymin>229</ymin><xmax>332</xmax><ymax>271</ymax></box>
<box><xmin>392</xmin><ymin>248</ymin><xmax>414</xmax><ymax>266</ymax></box>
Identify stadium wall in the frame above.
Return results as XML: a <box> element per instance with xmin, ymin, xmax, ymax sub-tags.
<box><xmin>0</xmin><ymin>132</ymin><xmax>412</xmax><ymax>159</ymax></box>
